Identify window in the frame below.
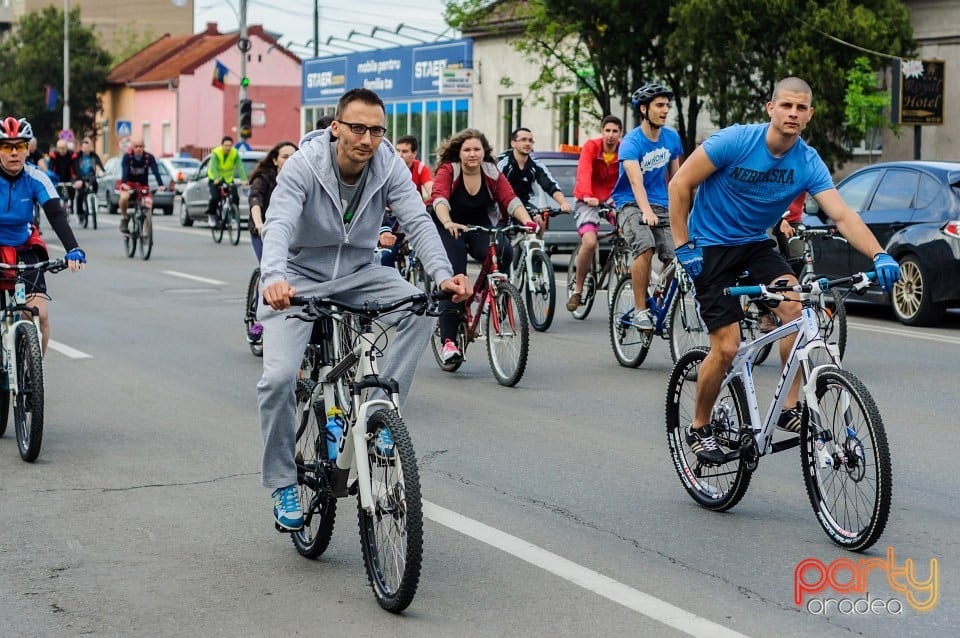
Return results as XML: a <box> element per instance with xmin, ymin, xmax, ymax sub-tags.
<box><xmin>162</xmin><ymin>122</ymin><xmax>172</xmax><ymax>155</ymax></box>
<box><xmin>916</xmin><ymin>174</ymin><xmax>947</xmax><ymax>210</ymax></box>
<box><xmin>141</xmin><ymin>123</ymin><xmax>150</xmax><ymax>151</ymax></box>
<box><xmin>867</xmin><ymin>169</ymin><xmax>917</xmax><ymax>211</ymax></box>
<box><xmin>837</xmin><ymin>171</ymin><xmax>880</xmax><ymax>211</ymax></box>
<box><xmin>557</xmin><ymin>94</ymin><xmax>580</xmax><ymax>147</ymax></box>
<box><xmin>501</xmin><ymin>96</ymin><xmax>522</xmax><ymax>150</ymax></box>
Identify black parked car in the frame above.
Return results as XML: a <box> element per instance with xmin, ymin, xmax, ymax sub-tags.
<box><xmin>803</xmin><ymin>160</ymin><xmax>960</xmax><ymax>326</ymax></box>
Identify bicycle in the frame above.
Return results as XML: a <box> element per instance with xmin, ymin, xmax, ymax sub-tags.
<box><xmin>0</xmin><ymin>259</ymin><xmax>66</xmax><ymax>462</ymax></box>
<box><xmin>288</xmin><ymin>292</ymin><xmax>437</xmax><ymax>612</ymax></box>
<box><xmin>211</xmin><ymin>182</ymin><xmax>241</xmax><ymax>246</ymax></box>
<box><xmin>429</xmin><ymin>224</ymin><xmax>531</xmax><ymax>387</ymax></box>
<box><xmin>391</xmin><ymin>235</ymin><xmax>430</xmax><ymax>295</ymax></box>
<box><xmin>122</xmin><ymin>185</ymin><xmax>153</xmax><ymax>260</ymax></box>
<box><xmin>243</xmin><ymin>266</ymin><xmax>263</xmax><ymax>357</ymax></box>
<box><xmin>608</xmin><ymin>257</ymin><xmax>707</xmax><ymax>367</ymax></box>
<box><xmin>75</xmin><ymin>177</ymin><xmax>98</xmax><ymax>230</ymax></box>
<box><xmin>565</xmin><ymin>204</ymin><xmax>631</xmax><ymax>320</ymax></box>
<box><xmin>664</xmin><ymin>271</ymin><xmax>891</xmax><ymax>551</ymax></box>
<box><xmin>509</xmin><ymin>206</ymin><xmax>560</xmax><ymax>332</ymax></box>
<box><xmin>56</xmin><ymin>183</ymin><xmax>75</xmax><ymax>219</ymax></box>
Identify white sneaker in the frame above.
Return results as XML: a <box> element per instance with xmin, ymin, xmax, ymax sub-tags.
<box><xmin>631</xmin><ymin>309</ymin><xmax>654</xmax><ymax>331</ymax></box>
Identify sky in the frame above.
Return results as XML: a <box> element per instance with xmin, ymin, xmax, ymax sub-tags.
<box><xmin>194</xmin><ymin>0</ymin><xmax>456</xmax><ymax>57</ymax></box>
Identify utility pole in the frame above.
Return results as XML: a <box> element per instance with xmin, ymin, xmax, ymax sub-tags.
<box><xmin>313</xmin><ymin>1</ymin><xmax>319</xmax><ymax>58</ymax></box>
<box><xmin>238</xmin><ymin>0</ymin><xmax>249</xmax><ymax>140</ymax></box>
<box><xmin>63</xmin><ymin>0</ymin><xmax>70</xmax><ymax>131</ymax></box>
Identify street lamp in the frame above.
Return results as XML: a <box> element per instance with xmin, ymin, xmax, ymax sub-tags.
<box><xmin>63</xmin><ymin>0</ymin><xmax>69</xmax><ymax>132</ymax></box>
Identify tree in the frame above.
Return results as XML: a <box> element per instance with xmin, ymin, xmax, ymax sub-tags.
<box><xmin>447</xmin><ymin>0</ymin><xmax>915</xmax><ymax>169</ymax></box>
<box><xmin>0</xmin><ymin>6</ymin><xmax>112</xmax><ymax>146</ymax></box>
<box><xmin>844</xmin><ymin>55</ymin><xmax>894</xmax><ymax>163</ymax></box>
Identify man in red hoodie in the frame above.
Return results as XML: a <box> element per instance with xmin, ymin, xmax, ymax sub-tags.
<box><xmin>567</xmin><ymin>115</ymin><xmax>622</xmax><ymax>311</ymax></box>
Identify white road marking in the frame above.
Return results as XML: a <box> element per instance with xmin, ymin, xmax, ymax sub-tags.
<box><xmin>97</xmin><ymin>212</ymin><xmax>248</xmax><ymax>240</ymax></box>
<box><xmin>48</xmin><ymin>340</ymin><xmax>93</xmax><ymax>359</ymax></box>
<box><xmin>849</xmin><ymin>321</ymin><xmax>960</xmax><ymax>345</ymax></box>
<box><xmin>163</xmin><ymin>270</ymin><xmax>227</xmax><ymax>286</ymax></box>
<box><xmin>423</xmin><ymin>500</ymin><xmax>751</xmax><ymax>638</ymax></box>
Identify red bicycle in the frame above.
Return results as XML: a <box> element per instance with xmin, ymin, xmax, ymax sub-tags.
<box><xmin>429</xmin><ymin>224</ymin><xmax>531</xmax><ymax>387</ymax></box>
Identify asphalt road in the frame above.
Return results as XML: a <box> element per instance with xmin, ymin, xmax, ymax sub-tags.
<box><xmin>0</xmin><ymin>210</ymin><xmax>956</xmax><ymax>637</ymax></box>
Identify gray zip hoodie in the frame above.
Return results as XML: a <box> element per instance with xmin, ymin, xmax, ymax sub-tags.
<box><xmin>260</xmin><ymin>128</ymin><xmax>454</xmax><ymax>287</ymax></box>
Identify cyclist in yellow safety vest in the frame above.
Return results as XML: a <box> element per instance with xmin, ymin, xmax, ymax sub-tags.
<box><xmin>206</xmin><ymin>135</ymin><xmax>248</xmax><ymax>228</ymax></box>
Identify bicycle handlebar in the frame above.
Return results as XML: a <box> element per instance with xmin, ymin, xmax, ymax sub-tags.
<box><xmin>287</xmin><ymin>290</ymin><xmax>448</xmax><ymax>320</ymax></box>
<box><xmin>0</xmin><ymin>258</ymin><xmax>68</xmax><ymax>274</ymax></box>
<box><xmin>724</xmin><ymin>271</ymin><xmax>876</xmax><ymax>298</ymax></box>
<box><xmin>462</xmin><ymin>223</ymin><xmax>532</xmax><ymax>235</ymax></box>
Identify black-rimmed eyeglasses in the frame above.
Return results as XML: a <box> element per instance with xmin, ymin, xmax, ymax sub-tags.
<box><xmin>337</xmin><ymin>120</ymin><xmax>387</xmax><ymax>138</ymax></box>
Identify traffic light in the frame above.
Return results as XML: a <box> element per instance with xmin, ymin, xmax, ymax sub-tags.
<box><xmin>239</xmin><ymin>99</ymin><xmax>252</xmax><ymax>139</ymax></box>
<box><xmin>240</xmin><ymin>76</ymin><xmax>250</xmax><ymax>88</ymax></box>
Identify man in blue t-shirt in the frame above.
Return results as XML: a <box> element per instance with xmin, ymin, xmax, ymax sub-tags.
<box><xmin>610</xmin><ymin>82</ymin><xmax>684</xmax><ymax>330</ymax></box>
<box><xmin>668</xmin><ymin>77</ymin><xmax>901</xmax><ymax>464</ymax></box>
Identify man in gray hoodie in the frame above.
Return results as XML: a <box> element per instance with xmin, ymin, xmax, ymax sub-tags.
<box><xmin>257</xmin><ymin>88</ymin><xmax>471</xmax><ymax>531</ymax></box>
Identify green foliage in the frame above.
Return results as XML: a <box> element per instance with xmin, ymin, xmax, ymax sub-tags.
<box><xmin>447</xmin><ymin>0</ymin><xmax>915</xmax><ymax>170</ymax></box>
<box><xmin>844</xmin><ymin>55</ymin><xmax>893</xmax><ymax>162</ymax></box>
<box><xmin>0</xmin><ymin>6</ymin><xmax>112</xmax><ymax>145</ymax></box>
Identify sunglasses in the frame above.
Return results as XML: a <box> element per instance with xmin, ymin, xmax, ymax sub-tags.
<box><xmin>0</xmin><ymin>142</ymin><xmax>28</xmax><ymax>154</ymax></box>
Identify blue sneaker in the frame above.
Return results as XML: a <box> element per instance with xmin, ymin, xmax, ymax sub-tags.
<box><xmin>271</xmin><ymin>485</ymin><xmax>303</xmax><ymax>531</ymax></box>
<box><xmin>374</xmin><ymin>428</ymin><xmax>395</xmax><ymax>458</ymax></box>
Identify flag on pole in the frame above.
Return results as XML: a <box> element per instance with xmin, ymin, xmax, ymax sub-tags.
<box><xmin>44</xmin><ymin>85</ymin><xmax>59</xmax><ymax>111</ymax></box>
<box><xmin>212</xmin><ymin>60</ymin><xmax>229</xmax><ymax>90</ymax></box>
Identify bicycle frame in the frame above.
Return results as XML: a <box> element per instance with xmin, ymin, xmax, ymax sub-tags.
<box><xmin>461</xmin><ymin>225</ymin><xmax>518</xmax><ymax>343</ymax></box>
<box><xmin>723</xmin><ymin>277</ymin><xmax>865</xmax><ymax>457</ymax></box>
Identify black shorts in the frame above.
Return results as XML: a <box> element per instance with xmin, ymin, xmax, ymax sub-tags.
<box><xmin>693</xmin><ymin>239</ymin><xmax>793</xmax><ymax>331</ymax></box>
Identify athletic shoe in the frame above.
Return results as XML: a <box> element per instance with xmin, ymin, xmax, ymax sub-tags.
<box><xmin>565</xmin><ymin>292</ymin><xmax>582</xmax><ymax>312</ymax></box>
<box><xmin>441</xmin><ymin>339</ymin><xmax>462</xmax><ymax>363</ymax></box>
<box><xmin>247</xmin><ymin>322</ymin><xmax>263</xmax><ymax>344</ymax></box>
<box><xmin>271</xmin><ymin>485</ymin><xmax>303</xmax><ymax>531</ymax></box>
<box><xmin>686</xmin><ymin>424</ymin><xmax>727</xmax><ymax>465</ymax></box>
<box><xmin>631</xmin><ymin>309</ymin><xmax>655</xmax><ymax>331</ymax></box>
<box><xmin>777</xmin><ymin>403</ymin><xmax>803</xmax><ymax>433</ymax></box>
<box><xmin>208</xmin><ymin>215</ymin><xmax>218</xmax><ymax>228</ymax></box>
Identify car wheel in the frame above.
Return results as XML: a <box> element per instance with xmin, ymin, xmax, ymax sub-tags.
<box><xmin>891</xmin><ymin>254</ymin><xmax>945</xmax><ymax>326</ymax></box>
<box><xmin>179</xmin><ymin>198</ymin><xmax>193</xmax><ymax>227</ymax></box>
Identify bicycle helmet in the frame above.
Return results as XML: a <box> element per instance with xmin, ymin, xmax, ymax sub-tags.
<box><xmin>631</xmin><ymin>83</ymin><xmax>674</xmax><ymax>108</ymax></box>
<box><xmin>0</xmin><ymin>117</ymin><xmax>34</xmax><ymax>141</ymax></box>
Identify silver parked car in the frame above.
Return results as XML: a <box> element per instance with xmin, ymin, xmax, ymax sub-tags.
<box><xmin>159</xmin><ymin>156</ymin><xmax>201</xmax><ymax>195</ymax></box>
<box><xmin>96</xmin><ymin>156</ymin><xmax>177</xmax><ymax>215</ymax></box>
<box><xmin>179</xmin><ymin>151</ymin><xmax>265</xmax><ymax>227</ymax></box>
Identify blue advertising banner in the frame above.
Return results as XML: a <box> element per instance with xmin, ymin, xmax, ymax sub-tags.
<box><xmin>302</xmin><ymin>39</ymin><xmax>472</xmax><ymax>105</ymax></box>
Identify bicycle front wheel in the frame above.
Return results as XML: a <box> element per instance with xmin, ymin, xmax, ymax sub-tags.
<box><xmin>609</xmin><ymin>277</ymin><xmax>649</xmax><ymax>368</ymax></box>
<box><xmin>124</xmin><ymin>215</ymin><xmax>138</xmax><ymax>258</ymax></box>
<box><xmin>566</xmin><ymin>246</ymin><xmax>595</xmax><ymax>320</ymax></box>
<box><xmin>359</xmin><ymin>408</ymin><xmax>422</xmax><ymax>613</ymax></box>
<box><xmin>292</xmin><ymin>379</ymin><xmax>338</xmax><ymax>558</ymax></box>
<box><xmin>245</xmin><ymin>267</ymin><xmax>263</xmax><ymax>357</ymax></box>
<box><xmin>607</xmin><ymin>249</ymin><xmax>631</xmax><ymax>309</ymax></box>
<box><xmin>801</xmin><ymin>368</ymin><xmax>891</xmax><ymax>552</ymax></box>
<box><xmin>525</xmin><ymin>249</ymin><xmax>556</xmax><ymax>332</ymax></box>
<box><xmin>13</xmin><ymin>323</ymin><xmax>44</xmax><ymax>462</ymax></box>
<box><xmin>668</xmin><ymin>286</ymin><xmax>708</xmax><ymax>364</ymax></box>
<box><xmin>665</xmin><ymin>347</ymin><xmax>753</xmax><ymax>511</ymax></box>
<box><xmin>485</xmin><ymin>281</ymin><xmax>529</xmax><ymax>386</ymax></box>
<box><xmin>211</xmin><ymin>207</ymin><xmax>224</xmax><ymax>243</ymax></box>
<box><xmin>139</xmin><ymin>212</ymin><xmax>153</xmax><ymax>260</ymax></box>
<box><xmin>88</xmin><ymin>193</ymin><xmax>98</xmax><ymax>229</ymax></box>
<box><xmin>226</xmin><ymin>202</ymin><xmax>241</xmax><ymax>245</ymax></box>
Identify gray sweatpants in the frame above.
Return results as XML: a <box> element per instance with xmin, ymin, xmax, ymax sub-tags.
<box><xmin>257</xmin><ymin>264</ymin><xmax>432</xmax><ymax>489</ymax></box>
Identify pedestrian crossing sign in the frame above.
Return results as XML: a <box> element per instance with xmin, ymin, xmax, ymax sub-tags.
<box><xmin>116</xmin><ymin>120</ymin><xmax>132</xmax><ymax>137</ymax></box>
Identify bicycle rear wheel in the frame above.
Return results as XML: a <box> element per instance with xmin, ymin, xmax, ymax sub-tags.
<box><xmin>609</xmin><ymin>277</ymin><xmax>649</xmax><ymax>368</ymax></box>
<box><xmin>13</xmin><ymin>323</ymin><xmax>44</xmax><ymax>462</ymax></box>
<box><xmin>359</xmin><ymin>408</ymin><xmax>422</xmax><ymax>613</ymax></box>
<box><xmin>292</xmin><ymin>379</ymin><xmax>338</xmax><ymax>558</ymax></box>
<box><xmin>226</xmin><ymin>202</ymin><xmax>241</xmax><ymax>245</ymax></box>
<box><xmin>245</xmin><ymin>267</ymin><xmax>263</xmax><ymax>357</ymax></box>
<box><xmin>566</xmin><ymin>246</ymin><xmax>595</xmax><ymax>319</ymax></box>
<box><xmin>801</xmin><ymin>368</ymin><xmax>891</xmax><ymax>551</ymax></box>
<box><xmin>665</xmin><ymin>347</ymin><xmax>753</xmax><ymax>511</ymax></box>
<box><xmin>139</xmin><ymin>211</ymin><xmax>153</xmax><ymax>260</ymax></box>
<box><xmin>485</xmin><ymin>281</ymin><xmax>529</xmax><ymax>386</ymax></box>
<box><xmin>524</xmin><ymin>248</ymin><xmax>556</xmax><ymax>332</ymax></box>
<box><xmin>668</xmin><ymin>285</ymin><xmax>708</xmax><ymax>364</ymax></box>
<box><xmin>0</xmin><ymin>374</ymin><xmax>9</xmax><ymax>437</ymax></box>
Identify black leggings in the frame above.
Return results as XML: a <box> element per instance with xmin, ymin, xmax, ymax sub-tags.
<box><xmin>438</xmin><ymin>226</ymin><xmax>513</xmax><ymax>342</ymax></box>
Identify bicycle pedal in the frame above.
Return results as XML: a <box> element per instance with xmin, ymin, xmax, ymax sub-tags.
<box><xmin>274</xmin><ymin>522</ymin><xmax>297</xmax><ymax>534</ymax></box>
<box><xmin>347</xmin><ymin>480</ymin><xmax>359</xmax><ymax>496</ymax></box>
